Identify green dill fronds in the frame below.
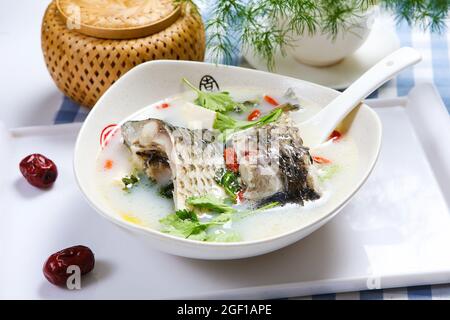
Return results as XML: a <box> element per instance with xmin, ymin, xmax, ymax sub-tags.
<box><xmin>177</xmin><ymin>0</ymin><xmax>449</xmax><ymax>69</ymax></box>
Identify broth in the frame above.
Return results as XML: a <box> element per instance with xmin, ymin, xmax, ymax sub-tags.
<box><xmin>95</xmin><ymin>87</ymin><xmax>359</xmax><ymax>242</ymax></box>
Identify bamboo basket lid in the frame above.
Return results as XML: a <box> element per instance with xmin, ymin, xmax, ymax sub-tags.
<box><xmin>42</xmin><ymin>0</ymin><xmax>205</xmax><ymax>107</ymax></box>
<box><xmin>56</xmin><ymin>0</ymin><xmax>182</xmax><ymax>39</ymax></box>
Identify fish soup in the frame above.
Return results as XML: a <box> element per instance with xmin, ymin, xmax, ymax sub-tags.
<box><xmin>95</xmin><ymin>82</ymin><xmax>359</xmax><ymax>242</ymax></box>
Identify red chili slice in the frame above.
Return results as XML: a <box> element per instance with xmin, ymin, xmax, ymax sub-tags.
<box><xmin>100</xmin><ymin>124</ymin><xmax>117</xmax><ymax>148</ymax></box>
<box><xmin>313</xmin><ymin>156</ymin><xmax>331</xmax><ymax>164</ymax></box>
<box><xmin>263</xmin><ymin>95</ymin><xmax>279</xmax><ymax>106</ymax></box>
<box><xmin>329</xmin><ymin>130</ymin><xmax>342</xmax><ymax>141</ymax></box>
<box><xmin>224</xmin><ymin>148</ymin><xmax>239</xmax><ymax>173</ymax></box>
<box><xmin>157</xmin><ymin>103</ymin><xmax>170</xmax><ymax>109</ymax></box>
<box><xmin>247</xmin><ymin>109</ymin><xmax>261</xmax><ymax>121</ymax></box>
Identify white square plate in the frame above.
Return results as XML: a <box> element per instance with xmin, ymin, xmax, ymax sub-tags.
<box><xmin>0</xmin><ymin>84</ymin><xmax>448</xmax><ymax>299</ymax></box>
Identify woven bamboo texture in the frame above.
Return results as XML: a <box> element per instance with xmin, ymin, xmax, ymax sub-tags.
<box><xmin>41</xmin><ymin>1</ymin><xmax>205</xmax><ymax>107</ymax></box>
<box><xmin>57</xmin><ymin>0</ymin><xmax>177</xmax><ymax>29</ymax></box>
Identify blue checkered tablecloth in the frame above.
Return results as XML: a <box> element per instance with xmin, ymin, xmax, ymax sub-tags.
<box><xmin>52</xmin><ymin>11</ymin><xmax>450</xmax><ymax>300</ymax></box>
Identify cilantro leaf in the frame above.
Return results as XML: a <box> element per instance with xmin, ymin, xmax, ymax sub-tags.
<box><xmin>214</xmin><ymin>169</ymin><xmax>241</xmax><ymax>200</ymax></box>
<box><xmin>159</xmin><ymin>209</ymin><xmax>205</xmax><ymax>238</ymax></box>
<box><xmin>159</xmin><ymin>198</ymin><xmax>279</xmax><ymax>242</ymax></box>
<box><xmin>187</xmin><ymin>231</ymin><xmax>208</xmax><ymax>241</ymax></box>
<box><xmin>182</xmin><ymin>78</ymin><xmax>237</xmax><ymax>113</ymax></box>
<box><xmin>122</xmin><ymin>174</ymin><xmax>140</xmax><ymax>192</ymax></box>
<box><xmin>159</xmin><ymin>214</ymin><xmax>195</xmax><ymax>238</ymax></box>
<box><xmin>175</xmin><ymin>209</ymin><xmax>199</xmax><ymax>222</ymax></box>
<box><xmin>186</xmin><ymin>194</ymin><xmax>235</xmax><ymax>213</ymax></box>
<box><xmin>210</xmin><ymin>212</ymin><xmax>234</xmax><ymax>225</ymax></box>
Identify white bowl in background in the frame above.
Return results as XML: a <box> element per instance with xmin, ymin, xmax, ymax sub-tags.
<box><xmin>74</xmin><ymin>60</ymin><xmax>382</xmax><ymax>260</ymax></box>
<box><xmin>285</xmin><ymin>8</ymin><xmax>376</xmax><ymax>67</ymax></box>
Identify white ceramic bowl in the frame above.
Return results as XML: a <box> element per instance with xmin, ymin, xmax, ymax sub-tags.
<box><xmin>285</xmin><ymin>8</ymin><xmax>376</xmax><ymax>67</ymax></box>
<box><xmin>74</xmin><ymin>60</ymin><xmax>382</xmax><ymax>260</ymax></box>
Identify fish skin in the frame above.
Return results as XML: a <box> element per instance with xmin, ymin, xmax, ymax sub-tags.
<box><xmin>122</xmin><ymin>119</ymin><xmax>227</xmax><ymax>210</ymax></box>
<box><xmin>232</xmin><ymin>115</ymin><xmax>320</xmax><ymax>205</ymax></box>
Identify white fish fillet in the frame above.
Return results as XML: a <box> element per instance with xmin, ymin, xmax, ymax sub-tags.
<box><xmin>121</xmin><ymin>119</ymin><xmax>226</xmax><ymax>210</ymax></box>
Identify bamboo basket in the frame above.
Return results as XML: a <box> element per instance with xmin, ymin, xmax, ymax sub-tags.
<box><xmin>41</xmin><ymin>0</ymin><xmax>205</xmax><ymax>108</ymax></box>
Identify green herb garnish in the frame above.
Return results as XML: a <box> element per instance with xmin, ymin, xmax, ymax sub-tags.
<box><xmin>210</xmin><ymin>212</ymin><xmax>235</xmax><ymax>225</ymax></box>
<box><xmin>175</xmin><ymin>209</ymin><xmax>199</xmax><ymax>221</ymax></box>
<box><xmin>187</xmin><ymin>194</ymin><xmax>235</xmax><ymax>213</ymax></box>
<box><xmin>159</xmin><ymin>209</ymin><xmax>207</xmax><ymax>239</ymax></box>
<box><xmin>214</xmin><ymin>107</ymin><xmax>283</xmax><ymax>134</ymax></box>
<box><xmin>207</xmin><ymin>201</ymin><xmax>280</xmax><ymax>228</ymax></box>
<box><xmin>187</xmin><ymin>231</ymin><xmax>208</xmax><ymax>241</ymax></box>
<box><xmin>255</xmin><ymin>201</ymin><xmax>280</xmax><ymax>211</ymax></box>
<box><xmin>159</xmin><ymin>201</ymin><xmax>280</xmax><ymax>242</ymax></box>
<box><xmin>158</xmin><ymin>182</ymin><xmax>174</xmax><ymax>199</ymax></box>
<box><xmin>214</xmin><ymin>168</ymin><xmax>241</xmax><ymax>200</ymax></box>
<box><xmin>122</xmin><ymin>174</ymin><xmax>140</xmax><ymax>192</ymax></box>
<box><xmin>182</xmin><ymin>78</ymin><xmax>238</xmax><ymax>113</ymax></box>
<box><xmin>193</xmin><ymin>0</ymin><xmax>448</xmax><ymax>70</ymax></box>
<box><xmin>236</xmin><ymin>201</ymin><xmax>280</xmax><ymax>220</ymax></box>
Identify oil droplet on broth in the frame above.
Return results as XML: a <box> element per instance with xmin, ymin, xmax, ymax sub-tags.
<box><xmin>120</xmin><ymin>212</ymin><xmax>145</xmax><ymax>226</ymax></box>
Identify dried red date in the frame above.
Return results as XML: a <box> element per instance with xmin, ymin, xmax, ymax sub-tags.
<box><xmin>43</xmin><ymin>245</ymin><xmax>95</xmax><ymax>287</ymax></box>
<box><xmin>19</xmin><ymin>154</ymin><xmax>58</xmax><ymax>188</ymax></box>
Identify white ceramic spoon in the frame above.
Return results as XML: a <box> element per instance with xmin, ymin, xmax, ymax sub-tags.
<box><xmin>297</xmin><ymin>47</ymin><xmax>422</xmax><ymax>147</ymax></box>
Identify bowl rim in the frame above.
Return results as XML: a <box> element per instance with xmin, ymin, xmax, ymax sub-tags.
<box><xmin>74</xmin><ymin>60</ymin><xmax>382</xmax><ymax>248</ymax></box>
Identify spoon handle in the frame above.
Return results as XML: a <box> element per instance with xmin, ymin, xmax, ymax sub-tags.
<box><xmin>299</xmin><ymin>47</ymin><xmax>422</xmax><ymax>146</ymax></box>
